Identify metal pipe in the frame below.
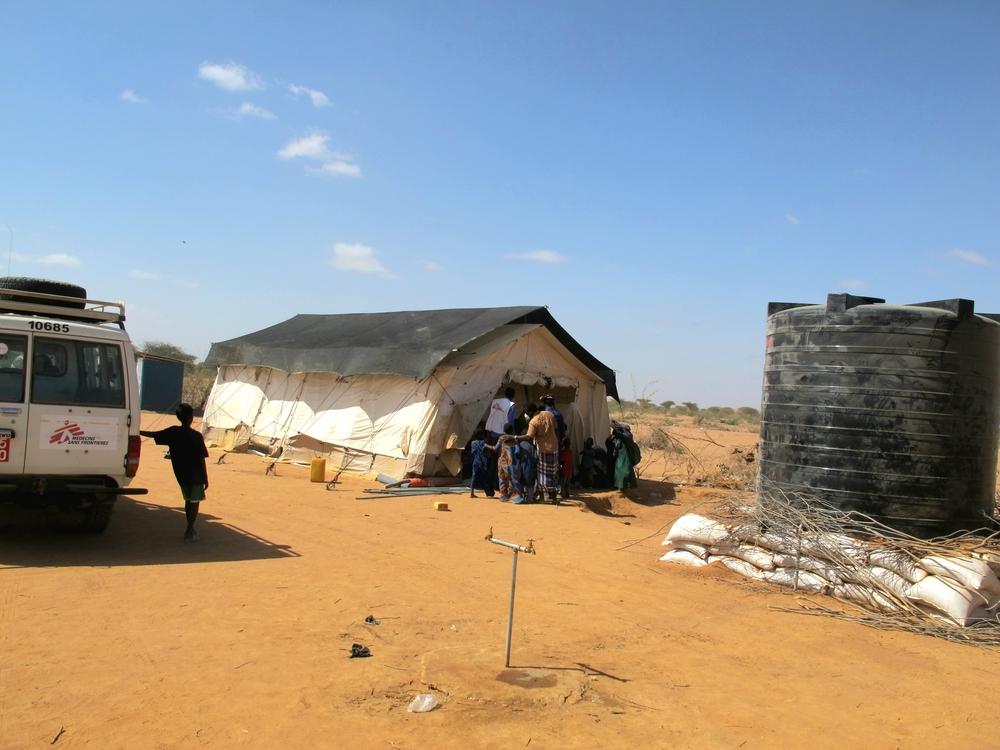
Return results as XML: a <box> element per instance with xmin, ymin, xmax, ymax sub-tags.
<box><xmin>505</xmin><ymin>549</ymin><xmax>518</xmax><ymax>668</ymax></box>
<box><xmin>484</xmin><ymin>527</ymin><xmax>536</xmax><ymax>667</ymax></box>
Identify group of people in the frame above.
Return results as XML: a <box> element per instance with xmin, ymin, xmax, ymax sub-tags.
<box><xmin>465</xmin><ymin>387</ymin><xmax>641</xmax><ymax>504</ymax></box>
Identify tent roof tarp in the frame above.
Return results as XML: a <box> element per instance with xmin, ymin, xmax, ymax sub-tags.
<box><xmin>206</xmin><ymin>305</ymin><xmax>618</xmax><ymax>400</ymax></box>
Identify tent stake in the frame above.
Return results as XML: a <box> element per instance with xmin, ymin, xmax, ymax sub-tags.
<box><xmin>484</xmin><ymin>527</ymin><xmax>536</xmax><ymax>668</ymax></box>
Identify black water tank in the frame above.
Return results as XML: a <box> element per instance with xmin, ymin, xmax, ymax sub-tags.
<box><xmin>760</xmin><ymin>293</ymin><xmax>1000</xmax><ymax>535</ymax></box>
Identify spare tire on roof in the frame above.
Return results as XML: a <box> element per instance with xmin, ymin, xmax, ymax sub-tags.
<box><xmin>0</xmin><ymin>277</ymin><xmax>87</xmax><ymax>309</ymax></box>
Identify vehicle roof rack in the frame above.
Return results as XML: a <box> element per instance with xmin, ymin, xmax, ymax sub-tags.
<box><xmin>0</xmin><ymin>288</ymin><xmax>126</xmax><ymax>328</ymax></box>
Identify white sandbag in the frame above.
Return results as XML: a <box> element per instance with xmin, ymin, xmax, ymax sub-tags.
<box><xmin>918</xmin><ymin>555</ymin><xmax>1000</xmax><ymax>596</ymax></box>
<box><xmin>868</xmin><ymin>550</ymin><xmax>927</xmax><ymax>584</ymax></box>
<box><xmin>713</xmin><ymin>555</ymin><xmax>769</xmax><ymax>581</ymax></box>
<box><xmin>771</xmin><ymin>553</ymin><xmax>845</xmax><ymax>585</ymax></box>
<box><xmin>972</xmin><ymin>551</ymin><xmax>1000</xmax><ymax>578</ymax></box>
<box><xmin>663</xmin><ymin>540</ymin><xmax>710</xmax><ymax>559</ymax></box>
<box><xmin>767</xmin><ymin>568</ymin><xmax>830</xmax><ymax>594</ymax></box>
<box><xmin>711</xmin><ymin>544</ymin><xmax>775</xmax><ymax>571</ymax></box>
<box><xmin>659</xmin><ymin>548</ymin><xmax>709</xmax><ymax>567</ymax></box>
<box><xmin>906</xmin><ymin>575</ymin><xmax>993</xmax><ymax>624</ymax></box>
<box><xmin>665</xmin><ymin>513</ymin><xmax>731</xmax><ymax>547</ymax></box>
<box><xmin>741</xmin><ymin>529</ymin><xmax>866</xmax><ymax>563</ymax></box>
<box><xmin>869</xmin><ymin>566</ymin><xmax>912</xmax><ymax>598</ymax></box>
<box><xmin>799</xmin><ymin>532</ymin><xmax>867</xmax><ymax>563</ymax></box>
<box><xmin>833</xmin><ymin>583</ymin><xmax>898</xmax><ymax>612</ymax></box>
<box><xmin>738</xmin><ymin>530</ymin><xmax>799</xmax><ymax>556</ymax></box>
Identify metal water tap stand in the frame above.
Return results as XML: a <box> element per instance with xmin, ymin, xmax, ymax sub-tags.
<box><xmin>484</xmin><ymin>527</ymin><xmax>536</xmax><ymax>668</ymax></box>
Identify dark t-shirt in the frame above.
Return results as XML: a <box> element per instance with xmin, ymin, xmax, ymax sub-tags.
<box><xmin>153</xmin><ymin>426</ymin><xmax>208</xmax><ymax>486</ymax></box>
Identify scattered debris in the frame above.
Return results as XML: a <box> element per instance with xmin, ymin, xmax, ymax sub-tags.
<box><xmin>434</xmin><ymin>501</ymin><xmax>450</xmax><ymax>511</ymax></box>
<box><xmin>349</xmin><ymin>643</ymin><xmax>372</xmax><ymax>658</ymax></box>
<box><xmin>407</xmin><ymin>694</ymin><xmax>439</xmax><ymax>713</ymax></box>
<box><xmin>51</xmin><ymin>726</ymin><xmax>65</xmax><ymax>745</ymax></box>
<box><xmin>364</xmin><ymin>614</ymin><xmax>380</xmax><ymax>625</ymax></box>
<box><xmin>359</xmin><ymin>484</ymin><xmax>470</xmax><ymax>500</ymax></box>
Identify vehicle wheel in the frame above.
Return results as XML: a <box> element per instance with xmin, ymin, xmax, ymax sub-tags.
<box><xmin>0</xmin><ymin>277</ymin><xmax>87</xmax><ymax>309</ymax></box>
<box><xmin>82</xmin><ymin>501</ymin><xmax>115</xmax><ymax>533</ymax></box>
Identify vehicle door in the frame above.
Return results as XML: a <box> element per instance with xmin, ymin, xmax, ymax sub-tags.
<box><xmin>24</xmin><ymin>336</ymin><xmax>130</xmax><ymax>478</ymax></box>
<box><xmin>0</xmin><ymin>332</ymin><xmax>30</xmax><ymax>473</ymax></box>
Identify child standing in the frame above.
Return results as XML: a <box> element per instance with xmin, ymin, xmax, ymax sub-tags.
<box><xmin>468</xmin><ymin>430</ymin><xmax>495</xmax><ymax>498</ymax></box>
<box><xmin>510</xmin><ymin>439</ymin><xmax>537</xmax><ymax>504</ymax></box>
<box><xmin>140</xmin><ymin>403</ymin><xmax>209</xmax><ymax>541</ymax></box>
<box><xmin>578</xmin><ymin>437</ymin><xmax>596</xmax><ymax>488</ymax></box>
<box><xmin>496</xmin><ymin>424</ymin><xmax>518</xmax><ymax>501</ymax></box>
<box><xmin>558</xmin><ymin>436</ymin><xmax>574</xmax><ymax>501</ymax></box>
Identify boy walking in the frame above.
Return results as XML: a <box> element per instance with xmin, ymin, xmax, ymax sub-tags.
<box><xmin>141</xmin><ymin>403</ymin><xmax>209</xmax><ymax>541</ymax></box>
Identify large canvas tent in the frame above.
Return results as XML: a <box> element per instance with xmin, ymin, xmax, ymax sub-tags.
<box><xmin>201</xmin><ymin>306</ymin><xmax>617</xmax><ymax>477</ymax></box>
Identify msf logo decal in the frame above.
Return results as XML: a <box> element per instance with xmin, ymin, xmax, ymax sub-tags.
<box><xmin>50</xmin><ymin>421</ymin><xmax>84</xmax><ymax>444</ymax></box>
<box><xmin>49</xmin><ymin>421</ymin><xmax>110</xmax><ymax>447</ymax></box>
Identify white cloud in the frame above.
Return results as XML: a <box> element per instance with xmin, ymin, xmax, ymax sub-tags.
<box><xmin>235</xmin><ymin>101</ymin><xmax>276</xmax><ymax>120</ymax></box>
<box><xmin>328</xmin><ymin>243</ymin><xmax>392</xmax><ymax>276</ymax></box>
<box><xmin>948</xmin><ymin>248</ymin><xmax>990</xmax><ymax>267</ymax></box>
<box><xmin>419</xmin><ymin>260</ymin><xmax>444</xmax><ymax>272</ymax></box>
<box><xmin>129</xmin><ymin>269</ymin><xmax>199</xmax><ymax>288</ymax></box>
<box><xmin>311</xmin><ymin>159</ymin><xmax>362</xmax><ymax>178</ymax></box>
<box><xmin>785</xmin><ymin>214</ymin><xmax>801</xmax><ymax>226</ymax></box>
<box><xmin>198</xmin><ymin>61</ymin><xmax>264</xmax><ymax>92</ymax></box>
<box><xmin>503</xmin><ymin>249</ymin><xmax>568</xmax><ymax>264</ymax></box>
<box><xmin>11</xmin><ymin>252</ymin><xmax>81</xmax><ymax>268</ymax></box>
<box><xmin>120</xmin><ymin>89</ymin><xmax>148</xmax><ymax>104</ymax></box>
<box><xmin>129</xmin><ymin>270</ymin><xmax>161</xmax><ymax>281</ymax></box>
<box><xmin>280</xmin><ymin>133</ymin><xmax>362</xmax><ymax>177</ymax></box>
<box><xmin>838</xmin><ymin>277</ymin><xmax>868</xmax><ymax>290</ymax></box>
<box><xmin>278</xmin><ymin>132</ymin><xmax>332</xmax><ymax>160</ymax></box>
<box><xmin>289</xmin><ymin>83</ymin><xmax>330</xmax><ymax>108</ymax></box>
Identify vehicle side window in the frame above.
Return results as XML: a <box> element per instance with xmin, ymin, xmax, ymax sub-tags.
<box><xmin>31</xmin><ymin>338</ymin><xmax>125</xmax><ymax>407</ymax></box>
<box><xmin>0</xmin><ymin>334</ymin><xmax>27</xmax><ymax>402</ymax></box>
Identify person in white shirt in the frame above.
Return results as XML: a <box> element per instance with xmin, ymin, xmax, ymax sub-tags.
<box><xmin>485</xmin><ymin>386</ymin><xmax>516</xmax><ymax>439</ymax></box>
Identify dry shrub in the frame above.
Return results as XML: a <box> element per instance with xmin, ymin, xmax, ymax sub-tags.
<box><xmin>182</xmin><ymin>365</ymin><xmax>216</xmax><ymax>412</ymax></box>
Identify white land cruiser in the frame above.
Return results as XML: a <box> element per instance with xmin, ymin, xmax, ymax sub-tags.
<box><xmin>0</xmin><ymin>277</ymin><xmax>146</xmax><ymax>531</ymax></box>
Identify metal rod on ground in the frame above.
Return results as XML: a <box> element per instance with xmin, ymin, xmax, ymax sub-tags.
<box><xmin>484</xmin><ymin>527</ymin><xmax>536</xmax><ymax>668</ymax></box>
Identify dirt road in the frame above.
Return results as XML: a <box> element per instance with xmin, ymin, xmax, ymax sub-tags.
<box><xmin>2</xmin><ymin>426</ymin><xmax>999</xmax><ymax>749</ymax></box>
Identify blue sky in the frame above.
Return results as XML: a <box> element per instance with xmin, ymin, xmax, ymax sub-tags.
<box><xmin>1</xmin><ymin>1</ymin><xmax>997</xmax><ymax>407</ymax></box>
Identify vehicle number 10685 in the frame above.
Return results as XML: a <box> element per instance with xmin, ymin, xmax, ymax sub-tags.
<box><xmin>29</xmin><ymin>321</ymin><xmax>70</xmax><ymax>333</ymax></box>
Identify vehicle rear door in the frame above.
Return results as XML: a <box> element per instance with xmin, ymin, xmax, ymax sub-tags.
<box><xmin>0</xmin><ymin>332</ymin><xmax>30</xmax><ymax>473</ymax></box>
<box><xmin>23</xmin><ymin>336</ymin><xmax>130</xmax><ymax>477</ymax></box>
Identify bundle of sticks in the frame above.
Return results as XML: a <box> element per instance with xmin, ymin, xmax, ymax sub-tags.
<box><xmin>661</xmin><ymin>483</ymin><xmax>1000</xmax><ymax>647</ymax></box>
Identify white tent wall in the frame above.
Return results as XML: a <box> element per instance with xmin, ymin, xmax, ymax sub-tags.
<box><xmin>201</xmin><ymin>325</ymin><xmax>611</xmax><ymax>477</ymax></box>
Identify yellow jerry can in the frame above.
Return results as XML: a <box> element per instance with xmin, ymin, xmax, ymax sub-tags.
<box><xmin>310</xmin><ymin>456</ymin><xmax>327</xmax><ymax>483</ymax></box>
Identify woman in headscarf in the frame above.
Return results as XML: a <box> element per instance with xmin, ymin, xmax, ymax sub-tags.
<box><xmin>607</xmin><ymin>420</ymin><xmax>640</xmax><ymax>493</ymax></box>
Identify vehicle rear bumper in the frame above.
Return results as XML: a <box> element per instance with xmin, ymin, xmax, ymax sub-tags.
<box><xmin>0</xmin><ymin>476</ymin><xmax>148</xmax><ymax>507</ymax></box>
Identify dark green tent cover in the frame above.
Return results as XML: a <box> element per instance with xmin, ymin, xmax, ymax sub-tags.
<box><xmin>206</xmin><ymin>306</ymin><xmax>618</xmax><ymax>400</ymax></box>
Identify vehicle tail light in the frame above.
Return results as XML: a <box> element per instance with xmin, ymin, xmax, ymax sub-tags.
<box><xmin>126</xmin><ymin>435</ymin><xmax>141</xmax><ymax>477</ymax></box>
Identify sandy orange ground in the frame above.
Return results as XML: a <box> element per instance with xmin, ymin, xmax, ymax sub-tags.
<box><xmin>2</xmin><ymin>416</ymin><xmax>1000</xmax><ymax>749</ymax></box>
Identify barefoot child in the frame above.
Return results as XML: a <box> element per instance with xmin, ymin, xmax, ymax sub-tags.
<box><xmin>468</xmin><ymin>429</ymin><xmax>495</xmax><ymax>498</ymax></box>
<box><xmin>558</xmin><ymin>436</ymin><xmax>574</xmax><ymax>500</ymax></box>
<box><xmin>496</xmin><ymin>424</ymin><xmax>518</xmax><ymax>501</ymax></box>
<box><xmin>141</xmin><ymin>403</ymin><xmax>209</xmax><ymax>540</ymax></box>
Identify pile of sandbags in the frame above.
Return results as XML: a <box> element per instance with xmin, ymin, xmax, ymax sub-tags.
<box><xmin>661</xmin><ymin>513</ymin><xmax>1000</xmax><ymax>627</ymax></box>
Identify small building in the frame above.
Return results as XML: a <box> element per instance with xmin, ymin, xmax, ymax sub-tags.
<box><xmin>137</xmin><ymin>354</ymin><xmax>185</xmax><ymax>414</ymax></box>
<box><xmin>201</xmin><ymin>306</ymin><xmax>617</xmax><ymax>477</ymax></box>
